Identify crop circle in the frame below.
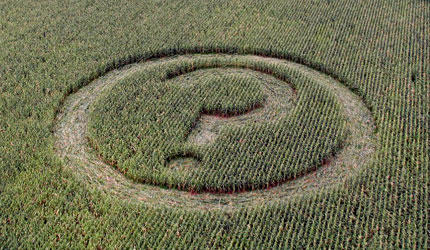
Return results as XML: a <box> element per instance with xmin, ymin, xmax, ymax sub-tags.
<box><xmin>54</xmin><ymin>52</ymin><xmax>376</xmax><ymax>210</ymax></box>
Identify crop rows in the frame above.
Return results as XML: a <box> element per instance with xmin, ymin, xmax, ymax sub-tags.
<box><xmin>0</xmin><ymin>0</ymin><xmax>428</xmax><ymax>248</ymax></box>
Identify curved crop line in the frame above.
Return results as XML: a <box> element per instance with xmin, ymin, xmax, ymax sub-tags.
<box><xmin>165</xmin><ymin>65</ymin><xmax>299</xmax><ymax>94</ymax></box>
<box><xmin>53</xmin><ymin>52</ymin><xmax>376</xmax><ymax>210</ymax></box>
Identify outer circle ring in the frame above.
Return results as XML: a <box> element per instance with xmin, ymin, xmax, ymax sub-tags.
<box><xmin>54</xmin><ymin>53</ymin><xmax>376</xmax><ymax>210</ymax></box>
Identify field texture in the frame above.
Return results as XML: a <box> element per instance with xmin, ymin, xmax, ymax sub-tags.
<box><xmin>1</xmin><ymin>0</ymin><xmax>428</xmax><ymax>248</ymax></box>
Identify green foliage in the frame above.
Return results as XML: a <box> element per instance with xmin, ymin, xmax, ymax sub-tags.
<box><xmin>0</xmin><ymin>0</ymin><xmax>428</xmax><ymax>248</ymax></box>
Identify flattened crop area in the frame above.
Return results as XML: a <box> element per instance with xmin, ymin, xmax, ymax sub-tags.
<box><xmin>54</xmin><ymin>53</ymin><xmax>376</xmax><ymax>210</ymax></box>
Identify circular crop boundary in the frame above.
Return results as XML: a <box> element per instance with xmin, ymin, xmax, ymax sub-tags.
<box><xmin>53</xmin><ymin>50</ymin><xmax>376</xmax><ymax>211</ymax></box>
